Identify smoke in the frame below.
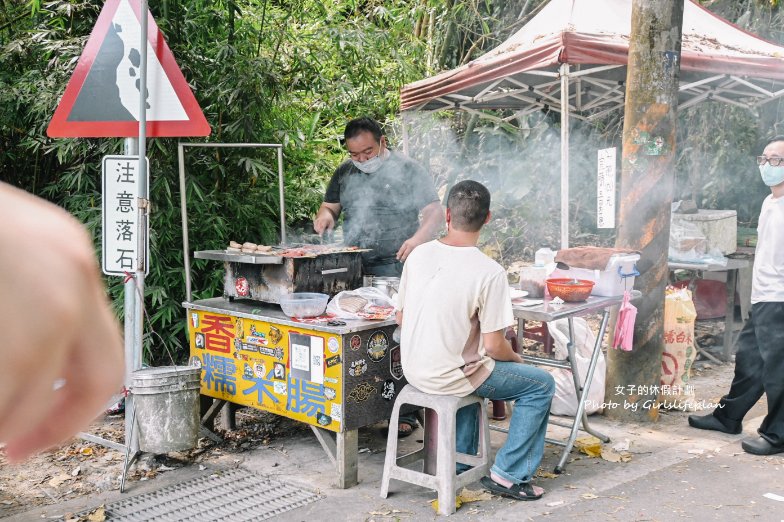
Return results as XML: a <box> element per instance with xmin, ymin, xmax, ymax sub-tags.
<box><xmin>387</xmin><ymin>110</ymin><xmax>619</xmax><ymax>263</ymax></box>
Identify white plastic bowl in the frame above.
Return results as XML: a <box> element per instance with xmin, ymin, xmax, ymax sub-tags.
<box><xmin>279</xmin><ymin>292</ymin><xmax>329</xmax><ymax>318</ymax></box>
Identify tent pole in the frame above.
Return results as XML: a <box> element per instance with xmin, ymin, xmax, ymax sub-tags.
<box><xmin>560</xmin><ymin>63</ymin><xmax>570</xmax><ymax>249</ymax></box>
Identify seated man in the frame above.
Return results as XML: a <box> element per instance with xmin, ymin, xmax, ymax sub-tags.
<box><xmin>396</xmin><ymin>180</ymin><xmax>555</xmax><ymax>500</ymax></box>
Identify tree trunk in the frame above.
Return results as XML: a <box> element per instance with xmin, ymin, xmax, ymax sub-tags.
<box><xmin>605</xmin><ymin>0</ymin><xmax>684</xmax><ymax>422</ymax></box>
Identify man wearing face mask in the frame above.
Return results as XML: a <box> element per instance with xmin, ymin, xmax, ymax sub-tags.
<box><xmin>313</xmin><ymin>117</ymin><xmax>444</xmax><ymax>277</ymax></box>
<box><xmin>688</xmin><ymin>136</ymin><xmax>784</xmax><ymax>456</ymax></box>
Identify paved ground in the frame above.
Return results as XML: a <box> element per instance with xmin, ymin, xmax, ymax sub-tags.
<box><xmin>5</xmin><ymin>361</ymin><xmax>784</xmax><ymax>522</ymax></box>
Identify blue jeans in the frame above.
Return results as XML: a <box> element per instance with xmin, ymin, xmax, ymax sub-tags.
<box><xmin>456</xmin><ymin>361</ymin><xmax>555</xmax><ymax>484</ymax></box>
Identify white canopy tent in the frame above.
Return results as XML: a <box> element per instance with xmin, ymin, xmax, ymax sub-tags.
<box><xmin>401</xmin><ymin>0</ymin><xmax>784</xmax><ymax>247</ymax></box>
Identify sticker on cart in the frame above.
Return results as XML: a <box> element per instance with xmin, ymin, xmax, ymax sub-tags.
<box><xmin>330</xmin><ymin>403</ymin><xmax>342</xmax><ymax>422</ymax></box>
<box><xmin>367</xmin><ymin>331</ymin><xmax>389</xmax><ymax>362</ymax></box>
<box><xmin>316</xmin><ymin>412</ymin><xmax>332</xmax><ymax>426</ymax></box>
<box><xmin>381</xmin><ymin>380</ymin><xmax>396</xmax><ymax>401</ymax></box>
<box><xmin>189</xmin><ymin>355</ymin><xmax>202</xmax><ymax>369</ymax></box>
<box><xmin>246</xmin><ymin>335</ymin><xmax>267</xmax><ymax>346</ymax></box>
<box><xmin>253</xmin><ymin>362</ymin><xmax>266</xmax><ymax>378</ymax></box>
<box><xmin>191</xmin><ymin>313</ymin><xmax>199</xmax><ymax>328</ymax></box>
<box><xmin>349</xmin><ymin>359</ymin><xmax>367</xmax><ymax>377</ymax></box>
<box><xmin>328</xmin><ymin>337</ymin><xmax>339</xmax><ymax>354</ymax></box>
<box><xmin>325</xmin><ymin>354</ymin><xmax>341</xmax><ymax>368</ymax></box>
<box><xmin>243</xmin><ymin>363</ymin><xmax>254</xmax><ymax>379</ymax></box>
<box><xmin>235</xmin><ymin>318</ymin><xmax>244</xmax><ymax>340</ymax></box>
<box><xmin>289</xmin><ymin>333</ymin><xmax>324</xmax><ymax>384</ymax></box>
<box><xmin>273</xmin><ymin>362</ymin><xmax>286</xmax><ymax>380</ymax></box>
<box><xmin>324</xmin><ymin>387</ymin><xmax>337</xmax><ymax>400</ymax></box>
<box><xmin>268</xmin><ymin>326</ymin><xmax>283</xmax><ymax>346</ymax></box>
<box><xmin>348</xmin><ymin>381</ymin><xmax>377</xmax><ymax>403</ymax></box>
<box><xmin>350</xmin><ymin>335</ymin><xmax>362</xmax><ymax>351</ymax></box>
<box><xmin>324</xmin><ymin>376</ymin><xmax>338</xmax><ymax>384</ymax></box>
<box><xmin>389</xmin><ymin>345</ymin><xmax>403</xmax><ymax>380</ymax></box>
<box><xmin>195</xmin><ymin>333</ymin><xmax>205</xmax><ymax>349</ymax></box>
<box><xmin>235</xmin><ymin>277</ymin><xmax>250</xmax><ymax>297</ymax></box>
<box><xmin>273</xmin><ymin>381</ymin><xmax>286</xmax><ymax>395</ymax></box>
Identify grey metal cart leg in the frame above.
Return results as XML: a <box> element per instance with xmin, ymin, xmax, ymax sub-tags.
<box><xmin>311</xmin><ymin>426</ymin><xmax>358</xmax><ymax>489</ymax></box>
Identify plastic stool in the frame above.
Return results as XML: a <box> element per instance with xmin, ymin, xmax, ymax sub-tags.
<box><xmin>380</xmin><ymin>384</ymin><xmax>490</xmax><ymax>516</ymax></box>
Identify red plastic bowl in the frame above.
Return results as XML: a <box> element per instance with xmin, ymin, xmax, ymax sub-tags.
<box><xmin>546</xmin><ymin>278</ymin><xmax>595</xmax><ymax>302</ymax></box>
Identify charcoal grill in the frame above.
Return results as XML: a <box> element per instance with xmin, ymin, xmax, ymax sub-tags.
<box><xmin>194</xmin><ymin>248</ymin><xmax>364</xmax><ymax>303</ymax></box>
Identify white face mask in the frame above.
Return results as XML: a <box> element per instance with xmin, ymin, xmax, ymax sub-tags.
<box><xmin>352</xmin><ymin>149</ymin><xmax>388</xmax><ymax>174</ymax></box>
<box><xmin>759</xmin><ymin>163</ymin><xmax>784</xmax><ymax>187</ymax></box>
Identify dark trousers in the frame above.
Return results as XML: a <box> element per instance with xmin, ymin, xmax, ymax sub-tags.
<box><xmin>713</xmin><ymin>302</ymin><xmax>784</xmax><ymax>445</ymax></box>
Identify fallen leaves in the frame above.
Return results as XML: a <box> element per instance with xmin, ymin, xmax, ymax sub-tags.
<box><xmin>573</xmin><ymin>435</ymin><xmax>632</xmax><ymax>462</ymax></box>
<box><xmin>429</xmin><ymin>488</ymin><xmax>492</xmax><ymax>512</ymax></box>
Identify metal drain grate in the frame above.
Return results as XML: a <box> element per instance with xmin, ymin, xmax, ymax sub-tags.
<box><xmin>77</xmin><ymin>469</ymin><xmax>322</xmax><ymax>521</ymax></box>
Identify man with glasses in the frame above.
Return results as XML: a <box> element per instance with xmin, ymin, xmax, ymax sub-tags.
<box><xmin>313</xmin><ymin>117</ymin><xmax>444</xmax><ymax>438</ymax></box>
<box><xmin>688</xmin><ymin>136</ymin><xmax>784</xmax><ymax>456</ymax></box>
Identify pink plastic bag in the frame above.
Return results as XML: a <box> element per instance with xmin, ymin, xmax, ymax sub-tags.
<box><xmin>613</xmin><ymin>290</ymin><xmax>637</xmax><ymax>351</ymax></box>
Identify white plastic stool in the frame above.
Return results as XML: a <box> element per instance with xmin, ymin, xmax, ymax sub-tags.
<box><xmin>379</xmin><ymin>384</ymin><xmax>490</xmax><ymax>516</ymax></box>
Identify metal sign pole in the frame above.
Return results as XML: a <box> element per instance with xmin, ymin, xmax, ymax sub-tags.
<box><xmin>123</xmin><ymin>138</ymin><xmax>140</xmax><ymax>458</ymax></box>
<box><xmin>127</xmin><ymin>0</ymin><xmax>150</xmax><ymax>459</ymax></box>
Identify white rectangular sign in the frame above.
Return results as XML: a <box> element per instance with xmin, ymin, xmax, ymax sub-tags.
<box><xmin>597</xmin><ymin>147</ymin><xmax>617</xmax><ymax>229</ymax></box>
<box><xmin>102</xmin><ymin>155</ymin><xmax>149</xmax><ymax>275</ymax></box>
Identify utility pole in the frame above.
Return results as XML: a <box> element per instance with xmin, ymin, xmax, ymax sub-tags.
<box><xmin>605</xmin><ymin>0</ymin><xmax>684</xmax><ymax>421</ymax></box>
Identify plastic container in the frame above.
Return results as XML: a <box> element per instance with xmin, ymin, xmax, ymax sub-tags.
<box><xmin>279</xmin><ymin>292</ymin><xmax>329</xmax><ymax>318</ymax></box>
<box><xmin>550</xmin><ymin>253</ymin><xmax>640</xmax><ymax>296</ymax></box>
<box><xmin>535</xmin><ymin>248</ymin><xmax>556</xmax><ymax>266</ymax></box>
<box><xmin>519</xmin><ymin>265</ymin><xmax>548</xmax><ymax>298</ymax></box>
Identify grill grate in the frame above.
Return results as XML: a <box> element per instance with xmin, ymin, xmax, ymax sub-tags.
<box><xmin>74</xmin><ymin>469</ymin><xmax>322</xmax><ymax>521</ymax></box>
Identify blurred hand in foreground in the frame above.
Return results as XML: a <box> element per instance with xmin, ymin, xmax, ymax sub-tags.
<box><xmin>0</xmin><ymin>183</ymin><xmax>124</xmax><ymax>462</ymax></box>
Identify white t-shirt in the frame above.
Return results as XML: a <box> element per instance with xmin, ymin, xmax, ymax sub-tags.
<box><xmin>397</xmin><ymin>240</ymin><xmax>514</xmax><ymax>396</ymax></box>
<box><xmin>751</xmin><ymin>194</ymin><xmax>784</xmax><ymax>304</ymax></box>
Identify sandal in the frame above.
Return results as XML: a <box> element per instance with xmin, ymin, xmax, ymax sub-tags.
<box><xmin>480</xmin><ymin>476</ymin><xmax>544</xmax><ymax>501</ymax></box>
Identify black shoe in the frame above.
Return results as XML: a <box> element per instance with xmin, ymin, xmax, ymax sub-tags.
<box><xmin>687</xmin><ymin>414</ymin><xmax>741</xmax><ymax>435</ymax></box>
<box><xmin>741</xmin><ymin>436</ymin><xmax>784</xmax><ymax>456</ymax></box>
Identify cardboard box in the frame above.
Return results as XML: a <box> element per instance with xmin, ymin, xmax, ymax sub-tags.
<box><xmin>674</xmin><ymin>210</ymin><xmax>737</xmax><ymax>255</ymax></box>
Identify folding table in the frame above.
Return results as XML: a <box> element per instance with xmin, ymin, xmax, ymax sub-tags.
<box><xmin>490</xmin><ymin>292</ymin><xmax>640</xmax><ymax>473</ymax></box>
<box><xmin>668</xmin><ymin>257</ymin><xmax>749</xmax><ymax>362</ymax></box>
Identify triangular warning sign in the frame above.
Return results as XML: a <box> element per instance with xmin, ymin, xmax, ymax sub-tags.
<box><xmin>47</xmin><ymin>0</ymin><xmax>210</xmax><ymax>138</ymax></box>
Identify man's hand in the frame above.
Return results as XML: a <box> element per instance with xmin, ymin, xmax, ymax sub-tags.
<box><xmin>313</xmin><ymin>202</ymin><xmax>340</xmax><ymax>236</ymax></box>
<box><xmin>483</xmin><ymin>329</ymin><xmax>523</xmax><ymax>363</ymax></box>
<box><xmin>396</xmin><ymin>234</ymin><xmax>427</xmax><ymax>261</ymax></box>
<box><xmin>0</xmin><ymin>184</ymin><xmax>124</xmax><ymax>463</ymax></box>
<box><xmin>396</xmin><ymin>201</ymin><xmax>444</xmax><ymax>261</ymax></box>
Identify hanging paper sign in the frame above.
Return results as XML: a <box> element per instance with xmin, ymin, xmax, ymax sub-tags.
<box><xmin>597</xmin><ymin>147</ymin><xmax>616</xmax><ymax>229</ymax></box>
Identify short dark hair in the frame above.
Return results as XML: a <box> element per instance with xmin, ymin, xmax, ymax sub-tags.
<box><xmin>765</xmin><ymin>135</ymin><xmax>784</xmax><ymax>147</ymax></box>
<box><xmin>344</xmin><ymin>117</ymin><xmax>383</xmax><ymax>142</ymax></box>
<box><xmin>447</xmin><ymin>180</ymin><xmax>491</xmax><ymax>232</ymax></box>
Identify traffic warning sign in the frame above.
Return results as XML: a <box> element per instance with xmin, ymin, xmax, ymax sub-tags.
<box><xmin>47</xmin><ymin>0</ymin><xmax>210</xmax><ymax>138</ymax></box>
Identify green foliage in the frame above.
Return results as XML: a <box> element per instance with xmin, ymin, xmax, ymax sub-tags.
<box><xmin>2</xmin><ymin>0</ymin><xmax>783</xmax><ymax>364</ymax></box>
<box><xmin>0</xmin><ymin>0</ymin><xmax>429</xmax><ymax>364</ymax></box>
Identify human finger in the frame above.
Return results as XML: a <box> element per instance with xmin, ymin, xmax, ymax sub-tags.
<box><xmin>4</xmin><ymin>289</ymin><xmax>122</xmax><ymax>462</ymax></box>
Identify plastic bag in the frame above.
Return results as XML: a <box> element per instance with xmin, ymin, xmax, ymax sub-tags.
<box><xmin>548</xmin><ymin>318</ymin><xmax>606</xmax><ymax>416</ymax></box>
<box><xmin>660</xmin><ymin>286</ymin><xmax>698</xmax><ymax>408</ymax></box>
<box><xmin>669</xmin><ymin>218</ymin><xmax>708</xmax><ymax>262</ymax></box>
<box><xmin>326</xmin><ymin>287</ymin><xmax>396</xmax><ymax>320</ymax></box>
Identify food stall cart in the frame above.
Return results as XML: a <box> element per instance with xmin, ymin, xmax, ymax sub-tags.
<box><xmin>178</xmin><ymin>143</ymin><xmax>405</xmax><ymax>488</ymax></box>
<box><xmin>184</xmin><ymin>296</ymin><xmax>401</xmax><ymax>488</ymax></box>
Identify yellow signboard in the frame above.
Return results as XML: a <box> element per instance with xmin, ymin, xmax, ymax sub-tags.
<box><xmin>188</xmin><ymin>310</ymin><xmax>343</xmax><ymax>432</ymax></box>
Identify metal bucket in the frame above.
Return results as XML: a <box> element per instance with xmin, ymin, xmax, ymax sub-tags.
<box><xmin>367</xmin><ymin>276</ymin><xmax>400</xmax><ymax>298</ymax></box>
<box><xmin>131</xmin><ymin>366</ymin><xmax>201</xmax><ymax>454</ymax></box>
